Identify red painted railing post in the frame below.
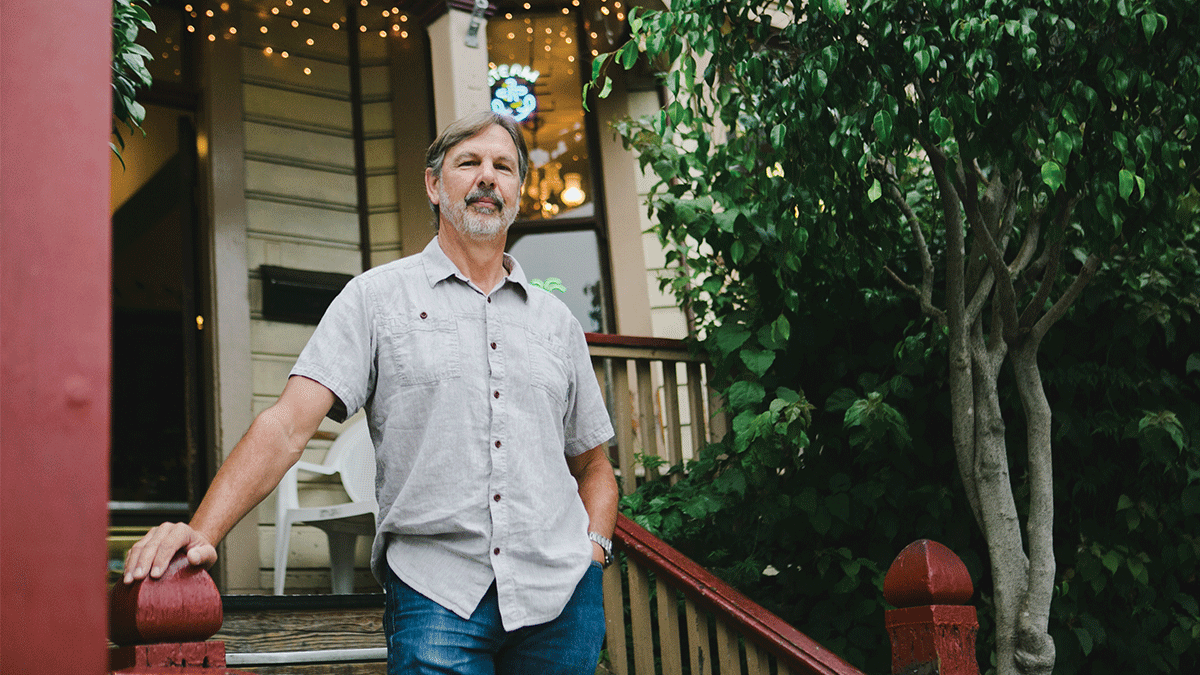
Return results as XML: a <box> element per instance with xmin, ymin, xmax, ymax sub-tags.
<box><xmin>883</xmin><ymin>540</ymin><xmax>980</xmax><ymax>675</ymax></box>
<box><xmin>109</xmin><ymin>553</ymin><xmax>255</xmax><ymax>674</ymax></box>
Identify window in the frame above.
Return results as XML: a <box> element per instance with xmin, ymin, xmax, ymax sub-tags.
<box><xmin>488</xmin><ymin>7</ymin><xmax>613</xmax><ymax>332</ymax></box>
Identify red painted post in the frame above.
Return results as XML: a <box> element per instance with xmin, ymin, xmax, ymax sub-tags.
<box><xmin>883</xmin><ymin>540</ymin><xmax>980</xmax><ymax>675</ymax></box>
<box><xmin>1</xmin><ymin>1</ymin><xmax>113</xmax><ymax>673</ymax></box>
<box><xmin>109</xmin><ymin>554</ymin><xmax>255</xmax><ymax>674</ymax></box>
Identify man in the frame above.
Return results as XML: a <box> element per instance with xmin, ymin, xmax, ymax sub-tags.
<box><xmin>123</xmin><ymin>111</ymin><xmax>619</xmax><ymax>675</ymax></box>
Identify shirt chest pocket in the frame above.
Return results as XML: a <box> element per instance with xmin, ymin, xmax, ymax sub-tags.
<box><xmin>385</xmin><ymin>314</ymin><xmax>461</xmax><ymax>386</ymax></box>
<box><xmin>526</xmin><ymin>328</ymin><xmax>570</xmax><ymax>409</ymax></box>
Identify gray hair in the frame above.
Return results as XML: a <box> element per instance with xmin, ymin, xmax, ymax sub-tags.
<box><xmin>426</xmin><ymin>112</ymin><xmax>529</xmax><ymax>225</ymax></box>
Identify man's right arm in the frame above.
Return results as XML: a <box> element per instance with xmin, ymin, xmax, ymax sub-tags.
<box><xmin>122</xmin><ymin>375</ymin><xmax>336</xmax><ymax>583</ymax></box>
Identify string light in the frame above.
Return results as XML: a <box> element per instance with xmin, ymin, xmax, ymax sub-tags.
<box><xmin>271</xmin><ymin>6</ymin><xmax>279</xmax><ymax>14</ymax></box>
<box><xmin>379</xmin><ymin>30</ymin><xmax>387</xmax><ymax>37</ymax></box>
<box><xmin>264</xmin><ymin>46</ymin><xmax>273</xmax><ymax>54</ymax></box>
<box><xmin>400</xmin><ymin>30</ymin><xmax>408</xmax><ymax>38</ymax></box>
<box><xmin>307</xmin><ymin>38</ymin><xmax>315</xmax><ymax>45</ymax></box>
<box><xmin>220</xmin><ymin>2</ymin><xmax>229</xmax><ymax>11</ymax></box>
<box><xmin>228</xmin><ymin>26</ymin><xmax>237</xmax><ymax>34</ymax></box>
<box><xmin>281</xmin><ymin>51</ymin><xmax>289</xmax><ymax>58</ymax></box>
<box><xmin>332</xmin><ymin>22</ymin><xmax>340</xmax><ymax>29</ymax></box>
<box><xmin>292</xmin><ymin>20</ymin><xmax>299</xmax><ymax>27</ymax></box>
<box><xmin>304</xmin><ymin>67</ymin><xmax>312</xmax><ymax>74</ymax></box>
<box><xmin>260</xmin><ymin>25</ymin><xmax>268</xmax><ymax>33</ymax></box>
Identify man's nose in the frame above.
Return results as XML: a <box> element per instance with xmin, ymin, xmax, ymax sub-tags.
<box><xmin>476</xmin><ymin>161</ymin><xmax>497</xmax><ymax>187</ymax></box>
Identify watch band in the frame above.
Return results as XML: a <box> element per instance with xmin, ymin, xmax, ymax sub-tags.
<box><xmin>588</xmin><ymin>531</ymin><xmax>614</xmax><ymax>567</ymax></box>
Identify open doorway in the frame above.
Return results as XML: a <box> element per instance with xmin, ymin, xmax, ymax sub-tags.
<box><xmin>108</xmin><ymin>104</ymin><xmax>206</xmax><ymax>546</ymax></box>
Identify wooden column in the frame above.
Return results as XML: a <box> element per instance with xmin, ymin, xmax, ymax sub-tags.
<box><xmin>884</xmin><ymin>540</ymin><xmax>980</xmax><ymax>675</ymax></box>
<box><xmin>1</xmin><ymin>1</ymin><xmax>113</xmax><ymax>673</ymax></box>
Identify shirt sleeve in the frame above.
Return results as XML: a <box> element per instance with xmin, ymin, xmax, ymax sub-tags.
<box><xmin>561</xmin><ymin>318</ymin><xmax>615</xmax><ymax>456</ymax></box>
<box><xmin>290</xmin><ymin>276</ymin><xmax>377</xmax><ymax>423</ymax></box>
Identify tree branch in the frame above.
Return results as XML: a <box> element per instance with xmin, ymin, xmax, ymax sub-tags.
<box><xmin>923</xmin><ymin>136</ymin><xmax>983</xmax><ymax>530</ymax></box>
<box><xmin>879</xmin><ymin>161</ymin><xmax>946</xmax><ymax>325</ymax></box>
<box><xmin>962</xmin><ymin>175</ymin><xmax>1022</xmax><ymax>342</ymax></box>
<box><xmin>1031</xmin><ymin>251</ymin><xmax>1102</xmax><ymax>344</ymax></box>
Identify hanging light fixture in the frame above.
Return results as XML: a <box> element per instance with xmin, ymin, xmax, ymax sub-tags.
<box><xmin>560</xmin><ymin>172</ymin><xmax>585</xmax><ymax>208</ymax></box>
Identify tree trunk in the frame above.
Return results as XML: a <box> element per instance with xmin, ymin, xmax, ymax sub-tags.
<box><xmin>1008</xmin><ymin>338</ymin><xmax>1057</xmax><ymax>675</ymax></box>
<box><xmin>967</xmin><ymin>325</ymin><xmax>1028</xmax><ymax>675</ymax></box>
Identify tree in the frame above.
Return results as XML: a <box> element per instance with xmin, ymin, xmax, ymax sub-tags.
<box><xmin>593</xmin><ymin>1</ymin><xmax>1200</xmax><ymax>673</ymax></box>
<box><xmin>111</xmin><ymin>0</ymin><xmax>155</xmax><ymax>168</ymax></box>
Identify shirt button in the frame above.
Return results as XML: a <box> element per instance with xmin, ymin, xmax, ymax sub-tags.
<box><xmin>490</xmin><ymin>342</ymin><xmax>497</xmax><ymax>349</ymax></box>
<box><xmin>493</xmin><ymin>494</ymin><xmax>501</xmax><ymax>502</ymax></box>
<box><xmin>487</xmin><ymin>297</ymin><xmax>492</xmax><ymax>304</ymax></box>
<box><xmin>493</xmin><ymin>547</ymin><xmax>501</xmax><ymax>555</ymax></box>
<box><xmin>493</xmin><ymin>391</ymin><xmax>500</xmax><ymax>399</ymax></box>
<box><xmin>419</xmin><ymin>311</ymin><xmax>427</xmax><ymax>319</ymax></box>
<box><xmin>495</xmin><ymin>440</ymin><xmax>501</xmax><ymax>448</ymax></box>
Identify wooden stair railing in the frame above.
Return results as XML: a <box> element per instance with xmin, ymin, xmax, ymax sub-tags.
<box><xmin>586</xmin><ymin>333</ymin><xmax>728</xmax><ymax>496</ymax></box>
<box><xmin>603</xmin><ymin>514</ymin><xmax>866</xmax><ymax>675</ymax></box>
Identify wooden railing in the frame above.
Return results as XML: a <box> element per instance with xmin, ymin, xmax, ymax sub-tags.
<box><xmin>586</xmin><ymin>333</ymin><xmax>728</xmax><ymax>495</ymax></box>
<box><xmin>602</xmin><ymin>515</ymin><xmax>865</xmax><ymax>675</ymax></box>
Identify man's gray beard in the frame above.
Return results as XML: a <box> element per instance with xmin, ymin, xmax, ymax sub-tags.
<box><xmin>441</xmin><ymin>186</ymin><xmax>516</xmax><ymax>241</ymax></box>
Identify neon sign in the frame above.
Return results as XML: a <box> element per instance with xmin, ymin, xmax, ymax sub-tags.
<box><xmin>489</xmin><ymin>64</ymin><xmax>539</xmax><ymax>122</ymax></box>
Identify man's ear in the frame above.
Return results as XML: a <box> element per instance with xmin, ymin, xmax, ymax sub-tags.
<box><xmin>424</xmin><ymin>167</ymin><xmax>440</xmax><ymax>206</ymax></box>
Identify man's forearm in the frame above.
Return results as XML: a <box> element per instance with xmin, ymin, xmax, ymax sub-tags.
<box><xmin>568</xmin><ymin>445</ymin><xmax>619</xmax><ymax>563</ymax></box>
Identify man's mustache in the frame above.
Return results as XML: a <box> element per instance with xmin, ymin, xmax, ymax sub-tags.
<box><xmin>466</xmin><ymin>188</ymin><xmax>505</xmax><ymax>211</ymax></box>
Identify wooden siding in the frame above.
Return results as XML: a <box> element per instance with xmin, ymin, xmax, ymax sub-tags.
<box><xmin>241</xmin><ymin>3</ymin><xmax>403</xmax><ymax>592</ymax></box>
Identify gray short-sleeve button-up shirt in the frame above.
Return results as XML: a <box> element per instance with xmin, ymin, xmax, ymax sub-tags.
<box><xmin>290</xmin><ymin>237</ymin><xmax>614</xmax><ymax>630</ymax></box>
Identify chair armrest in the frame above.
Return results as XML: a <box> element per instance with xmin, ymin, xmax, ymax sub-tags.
<box><xmin>294</xmin><ymin>461</ymin><xmax>338</xmax><ymax>476</ymax></box>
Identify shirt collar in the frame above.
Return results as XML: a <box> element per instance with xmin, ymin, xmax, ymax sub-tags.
<box><xmin>422</xmin><ymin>236</ymin><xmax>530</xmax><ymax>300</ymax></box>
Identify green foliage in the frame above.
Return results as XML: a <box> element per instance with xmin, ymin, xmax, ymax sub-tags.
<box><xmin>529</xmin><ymin>277</ymin><xmax>568</xmax><ymax>293</ymax></box>
<box><xmin>1042</xmin><ymin>218</ymin><xmax>1200</xmax><ymax>674</ymax></box>
<box><xmin>596</xmin><ymin>0</ymin><xmax>1200</xmax><ymax>672</ymax></box>
<box><xmin>112</xmin><ymin>0</ymin><xmax>156</xmax><ymax>168</ymax></box>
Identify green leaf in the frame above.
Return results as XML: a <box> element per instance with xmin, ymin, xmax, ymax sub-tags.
<box><xmin>1142</xmin><ymin>12</ymin><xmax>1159</xmax><ymax>43</ymax></box>
<box><xmin>730</xmin><ymin>239</ymin><xmax>746</xmax><ymax>263</ymax></box>
<box><xmin>728</xmin><ymin>380</ymin><xmax>766</xmax><ymax>409</ymax></box>
<box><xmin>873</xmin><ymin>110</ymin><xmax>893</xmax><ymax>147</ymax></box>
<box><xmin>825</xmin><ymin>388</ymin><xmax>859</xmax><ymax>412</ymax></box>
<box><xmin>714</xmin><ymin>465</ymin><xmax>747</xmax><ymax>496</ymax></box>
<box><xmin>713</xmin><ymin>324</ymin><xmax>752</xmax><ymax>354</ymax></box>
<box><xmin>1186</xmin><ymin>353</ymin><xmax>1200</xmax><ymax>374</ymax></box>
<box><xmin>1119</xmin><ymin>169</ymin><xmax>1136</xmax><ymax>200</ymax></box>
<box><xmin>1041</xmin><ymin>161</ymin><xmax>1066</xmax><ymax>192</ymax></box>
<box><xmin>740</xmin><ymin>349</ymin><xmax>776</xmax><ymax>377</ymax></box>
<box><xmin>868</xmin><ymin>179</ymin><xmax>882</xmax><ymax>203</ymax></box>
<box><xmin>771</xmin><ymin>124</ymin><xmax>786</xmax><ymax>151</ymax></box>
<box><xmin>1075</xmin><ymin>627</ymin><xmax>1094</xmax><ymax>656</ymax></box>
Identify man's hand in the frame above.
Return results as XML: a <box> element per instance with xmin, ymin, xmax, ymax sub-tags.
<box><xmin>123</xmin><ymin>522</ymin><xmax>217</xmax><ymax>584</ymax></box>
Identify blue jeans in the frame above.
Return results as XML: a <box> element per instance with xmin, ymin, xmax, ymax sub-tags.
<box><xmin>383</xmin><ymin>563</ymin><xmax>606</xmax><ymax>675</ymax></box>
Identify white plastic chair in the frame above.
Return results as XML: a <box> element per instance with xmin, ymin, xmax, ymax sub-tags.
<box><xmin>273</xmin><ymin>417</ymin><xmax>377</xmax><ymax>594</ymax></box>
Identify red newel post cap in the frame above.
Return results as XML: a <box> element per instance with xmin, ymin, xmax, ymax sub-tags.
<box><xmin>109</xmin><ymin>552</ymin><xmax>223</xmax><ymax>646</ymax></box>
<box><xmin>884</xmin><ymin>539</ymin><xmax>974</xmax><ymax>608</ymax></box>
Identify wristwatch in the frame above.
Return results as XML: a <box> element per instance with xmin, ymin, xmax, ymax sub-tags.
<box><xmin>588</xmin><ymin>531</ymin><xmax>614</xmax><ymax>567</ymax></box>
